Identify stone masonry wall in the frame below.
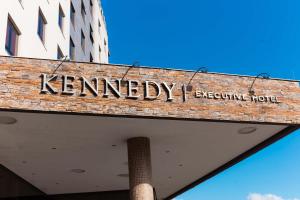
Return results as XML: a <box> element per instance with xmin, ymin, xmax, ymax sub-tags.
<box><xmin>0</xmin><ymin>56</ymin><xmax>299</xmax><ymax>125</ymax></box>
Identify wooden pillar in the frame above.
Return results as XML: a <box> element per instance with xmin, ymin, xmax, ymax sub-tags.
<box><xmin>127</xmin><ymin>137</ymin><xmax>154</xmax><ymax>200</ymax></box>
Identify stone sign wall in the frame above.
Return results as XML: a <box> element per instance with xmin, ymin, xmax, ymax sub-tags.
<box><xmin>0</xmin><ymin>56</ymin><xmax>299</xmax><ymax>125</ymax></box>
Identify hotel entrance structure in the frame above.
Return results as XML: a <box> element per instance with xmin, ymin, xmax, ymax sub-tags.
<box><xmin>0</xmin><ymin>56</ymin><xmax>299</xmax><ymax>200</ymax></box>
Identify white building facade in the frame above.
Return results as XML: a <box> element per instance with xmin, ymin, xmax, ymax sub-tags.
<box><xmin>0</xmin><ymin>0</ymin><xmax>109</xmax><ymax>63</ymax></box>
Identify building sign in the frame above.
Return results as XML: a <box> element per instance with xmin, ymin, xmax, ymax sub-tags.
<box><xmin>195</xmin><ymin>91</ymin><xmax>280</xmax><ymax>103</ymax></box>
<box><xmin>40</xmin><ymin>74</ymin><xmax>281</xmax><ymax>104</ymax></box>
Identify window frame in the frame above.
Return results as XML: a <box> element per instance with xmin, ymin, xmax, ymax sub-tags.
<box><xmin>90</xmin><ymin>24</ymin><xmax>94</xmax><ymax>44</ymax></box>
<box><xmin>5</xmin><ymin>15</ymin><xmax>21</xmax><ymax>56</ymax></box>
<box><xmin>99</xmin><ymin>46</ymin><xmax>102</xmax><ymax>62</ymax></box>
<box><xmin>69</xmin><ymin>37</ymin><xmax>75</xmax><ymax>60</ymax></box>
<box><xmin>81</xmin><ymin>0</ymin><xmax>86</xmax><ymax>23</ymax></box>
<box><xmin>70</xmin><ymin>2</ymin><xmax>76</xmax><ymax>28</ymax></box>
<box><xmin>90</xmin><ymin>0</ymin><xmax>93</xmax><ymax>17</ymax></box>
<box><xmin>81</xmin><ymin>30</ymin><xmax>85</xmax><ymax>53</ymax></box>
<box><xmin>57</xmin><ymin>45</ymin><xmax>64</xmax><ymax>60</ymax></box>
<box><xmin>37</xmin><ymin>8</ymin><xmax>47</xmax><ymax>44</ymax></box>
<box><xmin>90</xmin><ymin>53</ymin><xmax>93</xmax><ymax>63</ymax></box>
<box><xmin>98</xmin><ymin>20</ymin><xmax>101</xmax><ymax>33</ymax></box>
<box><xmin>58</xmin><ymin>4</ymin><xmax>65</xmax><ymax>33</ymax></box>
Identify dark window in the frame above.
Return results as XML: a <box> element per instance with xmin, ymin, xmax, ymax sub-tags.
<box><xmin>58</xmin><ymin>4</ymin><xmax>65</xmax><ymax>32</ymax></box>
<box><xmin>70</xmin><ymin>2</ymin><xmax>75</xmax><ymax>27</ymax></box>
<box><xmin>104</xmin><ymin>39</ymin><xmax>108</xmax><ymax>56</ymax></box>
<box><xmin>81</xmin><ymin>0</ymin><xmax>86</xmax><ymax>23</ymax></box>
<box><xmin>38</xmin><ymin>9</ymin><xmax>46</xmax><ymax>43</ymax></box>
<box><xmin>99</xmin><ymin>46</ymin><xmax>102</xmax><ymax>62</ymax></box>
<box><xmin>5</xmin><ymin>17</ymin><xmax>20</xmax><ymax>56</ymax></box>
<box><xmin>90</xmin><ymin>24</ymin><xmax>94</xmax><ymax>44</ymax></box>
<box><xmin>98</xmin><ymin>20</ymin><xmax>101</xmax><ymax>32</ymax></box>
<box><xmin>90</xmin><ymin>53</ymin><xmax>93</xmax><ymax>62</ymax></box>
<box><xmin>81</xmin><ymin>30</ymin><xmax>85</xmax><ymax>52</ymax></box>
<box><xmin>57</xmin><ymin>46</ymin><xmax>64</xmax><ymax>59</ymax></box>
<box><xmin>90</xmin><ymin>0</ymin><xmax>93</xmax><ymax>16</ymax></box>
<box><xmin>69</xmin><ymin>37</ymin><xmax>75</xmax><ymax>60</ymax></box>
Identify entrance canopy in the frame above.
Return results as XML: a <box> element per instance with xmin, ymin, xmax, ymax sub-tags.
<box><xmin>0</xmin><ymin>56</ymin><xmax>299</xmax><ymax>199</ymax></box>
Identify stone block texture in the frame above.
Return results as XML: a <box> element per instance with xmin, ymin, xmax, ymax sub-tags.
<box><xmin>0</xmin><ymin>56</ymin><xmax>299</xmax><ymax>125</ymax></box>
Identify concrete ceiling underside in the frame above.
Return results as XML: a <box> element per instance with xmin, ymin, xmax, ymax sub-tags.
<box><xmin>0</xmin><ymin>111</ymin><xmax>291</xmax><ymax>199</ymax></box>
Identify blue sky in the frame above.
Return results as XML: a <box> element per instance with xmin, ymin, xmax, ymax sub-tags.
<box><xmin>101</xmin><ymin>0</ymin><xmax>300</xmax><ymax>199</ymax></box>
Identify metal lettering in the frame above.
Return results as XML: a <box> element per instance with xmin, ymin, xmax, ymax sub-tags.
<box><xmin>234</xmin><ymin>94</ymin><xmax>242</xmax><ymax>101</ymax></box>
<box><xmin>103</xmin><ymin>78</ymin><xmax>122</xmax><ymax>98</ymax></box>
<box><xmin>182</xmin><ymin>85</ymin><xmax>187</xmax><ymax>102</ymax></box>
<box><xmin>80</xmin><ymin>77</ymin><xmax>99</xmax><ymax>96</ymax></box>
<box><xmin>221</xmin><ymin>93</ymin><xmax>227</xmax><ymax>99</ymax></box>
<box><xmin>275</xmin><ymin>96</ymin><xmax>281</xmax><ymax>103</ymax></box>
<box><xmin>62</xmin><ymin>75</ymin><xmax>75</xmax><ymax>95</ymax></box>
<box><xmin>39</xmin><ymin>74</ymin><xmax>282</xmax><ymax>104</ymax></box>
<box><xmin>41</xmin><ymin>74</ymin><xmax>58</xmax><ymax>94</ymax></box>
<box><xmin>258</xmin><ymin>96</ymin><xmax>265</xmax><ymax>102</ymax></box>
<box><xmin>195</xmin><ymin>90</ymin><xmax>201</xmax><ymax>98</ymax></box>
<box><xmin>251</xmin><ymin>95</ymin><xmax>258</xmax><ymax>102</ymax></box>
<box><xmin>214</xmin><ymin>93</ymin><xmax>221</xmax><ymax>99</ymax></box>
<box><xmin>162</xmin><ymin>82</ymin><xmax>176</xmax><ymax>101</ymax></box>
<box><xmin>127</xmin><ymin>80</ymin><xmax>140</xmax><ymax>99</ymax></box>
<box><xmin>145</xmin><ymin>81</ymin><xmax>161</xmax><ymax>100</ymax></box>
<box><xmin>242</xmin><ymin>94</ymin><xmax>247</xmax><ymax>101</ymax></box>
<box><xmin>207</xmin><ymin>92</ymin><xmax>214</xmax><ymax>99</ymax></box>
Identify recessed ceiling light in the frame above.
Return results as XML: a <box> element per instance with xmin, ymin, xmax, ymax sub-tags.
<box><xmin>238</xmin><ymin>127</ymin><xmax>257</xmax><ymax>134</ymax></box>
<box><xmin>118</xmin><ymin>173</ymin><xmax>129</xmax><ymax>178</ymax></box>
<box><xmin>0</xmin><ymin>116</ymin><xmax>17</xmax><ymax>125</ymax></box>
<box><xmin>71</xmin><ymin>169</ymin><xmax>86</xmax><ymax>174</ymax></box>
